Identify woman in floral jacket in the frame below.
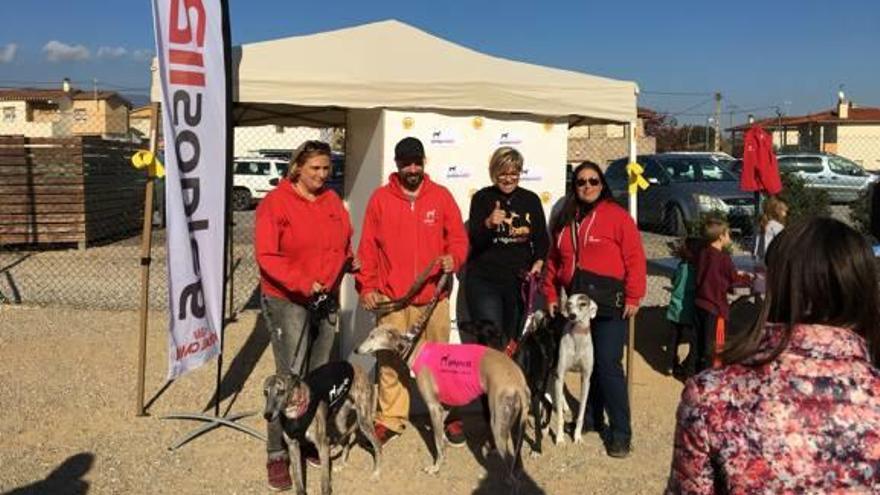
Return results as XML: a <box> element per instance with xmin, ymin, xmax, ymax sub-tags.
<box><xmin>667</xmin><ymin>217</ymin><xmax>880</xmax><ymax>494</ymax></box>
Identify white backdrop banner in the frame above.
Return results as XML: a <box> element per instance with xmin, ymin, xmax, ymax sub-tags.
<box><xmin>152</xmin><ymin>0</ymin><xmax>228</xmax><ymax>379</ymax></box>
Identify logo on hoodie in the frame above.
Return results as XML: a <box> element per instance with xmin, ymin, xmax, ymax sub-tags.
<box><xmin>424</xmin><ymin>209</ymin><xmax>437</xmax><ymax>225</ymax></box>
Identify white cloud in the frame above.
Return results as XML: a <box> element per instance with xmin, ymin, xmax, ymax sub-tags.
<box><xmin>97</xmin><ymin>46</ymin><xmax>127</xmax><ymax>59</ymax></box>
<box><xmin>131</xmin><ymin>49</ymin><xmax>153</xmax><ymax>62</ymax></box>
<box><xmin>0</xmin><ymin>43</ymin><xmax>17</xmax><ymax>63</ymax></box>
<box><xmin>43</xmin><ymin>40</ymin><xmax>90</xmax><ymax>62</ymax></box>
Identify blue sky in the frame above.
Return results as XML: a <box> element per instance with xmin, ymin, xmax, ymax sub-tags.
<box><xmin>1</xmin><ymin>0</ymin><xmax>878</xmax><ymax>124</ymax></box>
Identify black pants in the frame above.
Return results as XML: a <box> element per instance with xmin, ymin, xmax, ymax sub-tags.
<box><xmin>584</xmin><ymin>316</ymin><xmax>631</xmax><ymax>445</ymax></box>
<box><xmin>668</xmin><ymin>322</ymin><xmax>696</xmax><ymax>377</ymax></box>
<box><xmin>694</xmin><ymin>307</ymin><xmax>724</xmax><ymax>373</ymax></box>
<box><xmin>465</xmin><ymin>273</ymin><xmax>524</xmax><ymax>344</ymax></box>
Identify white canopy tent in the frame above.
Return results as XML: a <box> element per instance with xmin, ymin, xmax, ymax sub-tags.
<box><xmin>150</xmin><ymin>19</ymin><xmax>642</xmax><ymax>403</ymax></box>
<box><xmin>152</xmin><ymin>19</ymin><xmax>638</xmax><ymax>126</ymax></box>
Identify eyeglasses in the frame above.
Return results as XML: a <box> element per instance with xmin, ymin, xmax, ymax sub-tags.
<box><xmin>497</xmin><ymin>171</ymin><xmax>521</xmax><ymax>179</ymax></box>
<box><xmin>575</xmin><ymin>177</ymin><xmax>601</xmax><ymax>188</ymax></box>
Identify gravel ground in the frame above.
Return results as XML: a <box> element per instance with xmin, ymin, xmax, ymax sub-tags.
<box><xmin>0</xmin><ymin>303</ymin><xmax>692</xmax><ymax>494</ymax></box>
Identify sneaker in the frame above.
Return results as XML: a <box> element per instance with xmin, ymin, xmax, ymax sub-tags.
<box><xmin>301</xmin><ymin>442</ymin><xmax>320</xmax><ymax>468</ymax></box>
<box><xmin>444</xmin><ymin>419</ymin><xmax>467</xmax><ymax>448</ymax></box>
<box><xmin>374</xmin><ymin>422</ymin><xmax>401</xmax><ymax>446</ymax></box>
<box><xmin>266</xmin><ymin>456</ymin><xmax>292</xmax><ymax>491</ymax></box>
<box><xmin>606</xmin><ymin>439</ymin><xmax>632</xmax><ymax>458</ymax></box>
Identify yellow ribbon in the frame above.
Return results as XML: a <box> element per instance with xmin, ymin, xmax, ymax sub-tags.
<box><xmin>627</xmin><ymin>161</ymin><xmax>649</xmax><ymax>195</ymax></box>
<box><xmin>131</xmin><ymin>150</ymin><xmax>165</xmax><ymax>178</ymax></box>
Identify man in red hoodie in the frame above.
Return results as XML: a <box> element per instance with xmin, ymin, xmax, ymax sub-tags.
<box><xmin>357</xmin><ymin>137</ymin><xmax>469</xmax><ymax>446</ymax></box>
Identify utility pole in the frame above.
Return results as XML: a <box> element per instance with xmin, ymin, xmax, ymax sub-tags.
<box><xmin>714</xmin><ymin>92</ymin><xmax>722</xmax><ymax>151</ymax></box>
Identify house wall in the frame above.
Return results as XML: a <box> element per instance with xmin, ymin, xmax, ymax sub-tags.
<box><xmin>837</xmin><ymin>124</ymin><xmax>880</xmax><ymax>170</ymax></box>
<box><xmin>0</xmin><ymin>101</ymin><xmax>54</xmax><ymax>137</ymax></box>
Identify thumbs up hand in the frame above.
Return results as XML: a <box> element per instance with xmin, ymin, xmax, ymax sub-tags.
<box><xmin>485</xmin><ymin>200</ymin><xmax>506</xmax><ymax>229</ymax></box>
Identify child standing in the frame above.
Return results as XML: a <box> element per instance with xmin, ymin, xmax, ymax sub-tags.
<box><xmin>694</xmin><ymin>218</ymin><xmax>751</xmax><ymax>372</ymax></box>
<box><xmin>665</xmin><ymin>237</ymin><xmax>702</xmax><ymax>378</ymax></box>
<box><xmin>754</xmin><ymin>196</ymin><xmax>788</xmax><ymax>261</ymax></box>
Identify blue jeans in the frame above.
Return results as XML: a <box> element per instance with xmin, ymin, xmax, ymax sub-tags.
<box><xmin>261</xmin><ymin>294</ymin><xmax>336</xmax><ymax>456</ymax></box>
<box><xmin>585</xmin><ymin>316</ymin><xmax>632</xmax><ymax>445</ymax></box>
<box><xmin>464</xmin><ymin>273</ymin><xmax>524</xmax><ymax>344</ymax></box>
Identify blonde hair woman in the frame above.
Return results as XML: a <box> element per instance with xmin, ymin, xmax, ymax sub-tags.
<box><xmin>465</xmin><ymin>146</ymin><xmax>549</xmax><ymax>344</ymax></box>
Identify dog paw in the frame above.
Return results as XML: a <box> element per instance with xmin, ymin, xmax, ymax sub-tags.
<box><xmin>370</xmin><ymin>471</ymin><xmax>381</xmax><ymax>482</ymax></box>
<box><xmin>554</xmin><ymin>437</ymin><xmax>564</xmax><ymax>446</ymax></box>
<box><xmin>423</xmin><ymin>464</ymin><xmax>441</xmax><ymax>475</ymax></box>
<box><xmin>573</xmin><ymin>435</ymin><xmax>583</xmax><ymax>444</ymax></box>
<box><xmin>529</xmin><ymin>450</ymin><xmax>542</xmax><ymax>459</ymax></box>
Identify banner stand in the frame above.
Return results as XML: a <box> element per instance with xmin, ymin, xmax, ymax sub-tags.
<box><xmin>153</xmin><ymin>0</ymin><xmax>264</xmax><ymax>450</ymax></box>
<box><xmin>135</xmin><ymin>103</ymin><xmax>160</xmax><ymax>417</ymax></box>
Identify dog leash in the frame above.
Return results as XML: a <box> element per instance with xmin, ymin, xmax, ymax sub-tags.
<box><xmin>372</xmin><ymin>257</ymin><xmax>443</xmax><ymax>317</ymax></box>
<box><xmin>504</xmin><ymin>272</ymin><xmax>542</xmax><ymax>357</ymax></box>
<box><xmin>398</xmin><ymin>272</ymin><xmax>451</xmax><ymax>362</ymax></box>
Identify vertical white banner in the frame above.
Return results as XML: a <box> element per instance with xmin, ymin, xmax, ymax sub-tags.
<box><xmin>152</xmin><ymin>0</ymin><xmax>228</xmax><ymax>379</ymax></box>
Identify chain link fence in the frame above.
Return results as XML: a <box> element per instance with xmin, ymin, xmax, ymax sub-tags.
<box><xmin>1</xmin><ymin>100</ymin><xmax>876</xmax><ymax>310</ymax></box>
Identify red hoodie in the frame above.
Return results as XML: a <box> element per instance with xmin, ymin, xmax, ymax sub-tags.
<box><xmin>255</xmin><ymin>179</ymin><xmax>353</xmax><ymax>305</ymax></box>
<box><xmin>356</xmin><ymin>173</ymin><xmax>468</xmax><ymax>305</ymax></box>
<box><xmin>543</xmin><ymin>199</ymin><xmax>646</xmax><ymax>306</ymax></box>
<box><xmin>741</xmin><ymin>125</ymin><xmax>782</xmax><ymax>195</ymax></box>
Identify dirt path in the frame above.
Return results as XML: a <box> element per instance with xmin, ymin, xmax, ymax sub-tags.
<box><xmin>0</xmin><ymin>305</ymin><xmax>683</xmax><ymax>494</ymax></box>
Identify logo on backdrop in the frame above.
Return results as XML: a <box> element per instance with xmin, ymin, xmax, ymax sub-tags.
<box><xmin>497</xmin><ymin>131</ymin><xmax>523</xmax><ymax>146</ymax></box>
<box><xmin>430</xmin><ymin>128</ymin><xmax>459</xmax><ymax>146</ymax></box>
<box><xmin>445</xmin><ymin>164</ymin><xmax>471</xmax><ymax>179</ymax></box>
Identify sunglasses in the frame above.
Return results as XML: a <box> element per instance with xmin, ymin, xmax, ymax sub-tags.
<box><xmin>576</xmin><ymin>177</ymin><xmax>601</xmax><ymax>188</ymax></box>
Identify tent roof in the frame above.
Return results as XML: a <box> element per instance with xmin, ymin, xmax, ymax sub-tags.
<box><xmin>152</xmin><ymin>19</ymin><xmax>638</xmax><ymax>126</ymax></box>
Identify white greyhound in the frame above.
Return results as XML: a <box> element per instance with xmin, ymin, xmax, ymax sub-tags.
<box><xmin>555</xmin><ymin>293</ymin><xmax>598</xmax><ymax>445</ymax></box>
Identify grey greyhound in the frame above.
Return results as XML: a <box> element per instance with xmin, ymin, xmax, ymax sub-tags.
<box><xmin>555</xmin><ymin>293</ymin><xmax>598</xmax><ymax>445</ymax></box>
<box><xmin>356</xmin><ymin>324</ymin><xmax>529</xmax><ymax>485</ymax></box>
<box><xmin>263</xmin><ymin>362</ymin><xmax>381</xmax><ymax>495</ymax></box>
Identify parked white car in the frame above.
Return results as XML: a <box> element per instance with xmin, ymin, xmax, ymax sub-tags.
<box><xmin>232</xmin><ymin>157</ymin><xmax>287</xmax><ymax>210</ymax></box>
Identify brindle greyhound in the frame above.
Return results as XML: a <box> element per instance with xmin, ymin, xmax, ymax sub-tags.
<box><xmin>356</xmin><ymin>324</ymin><xmax>529</xmax><ymax>486</ymax></box>
<box><xmin>263</xmin><ymin>363</ymin><xmax>381</xmax><ymax>495</ymax></box>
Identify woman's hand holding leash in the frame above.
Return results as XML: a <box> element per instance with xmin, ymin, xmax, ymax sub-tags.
<box><xmin>529</xmin><ymin>259</ymin><xmax>544</xmax><ymax>276</ymax></box>
<box><xmin>547</xmin><ymin>302</ymin><xmax>559</xmax><ymax>318</ymax></box>
<box><xmin>361</xmin><ymin>291</ymin><xmax>381</xmax><ymax>311</ymax></box>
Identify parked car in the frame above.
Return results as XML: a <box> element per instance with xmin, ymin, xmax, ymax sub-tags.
<box><xmin>661</xmin><ymin>151</ymin><xmax>737</xmax><ymax>165</ymax></box>
<box><xmin>775</xmin><ymin>152</ymin><xmax>878</xmax><ymax>203</ymax></box>
<box><xmin>232</xmin><ymin>157</ymin><xmax>288</xmax><ymax>210</ymax></box>
<box><xmin>605</xmin><ymin>154</ymin><xmax>755</xmax><ymax>236</ymax></box>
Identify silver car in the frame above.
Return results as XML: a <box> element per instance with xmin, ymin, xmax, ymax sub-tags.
<box><xmin>777</xmin><ymin>152</ymin><xmax>878</xmax><ymax>203</ymax></box>
<box><xmin>605</xmin><ymin>154</ymin><xmax>755</xmax><ymax>236</ymax></box>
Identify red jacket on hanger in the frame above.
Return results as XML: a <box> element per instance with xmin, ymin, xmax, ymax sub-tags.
<box><xmin>741</xmin><ymin>125</ymin><xmax>782</xmax><ymax>194</ymax></box>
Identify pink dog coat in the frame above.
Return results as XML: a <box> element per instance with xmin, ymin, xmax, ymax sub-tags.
<box><xmin>411</xmin><ymin>343</ymin><xmax>488</xmax><ymax>406</ymax></box>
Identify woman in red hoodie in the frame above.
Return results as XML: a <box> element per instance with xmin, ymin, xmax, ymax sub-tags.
<box><xmin>254</xmin><ymin>140</ymin><xmax>354</xmax><ymax>491</ymax></box>
<box><xmin>544</xmin><ymin>161</ymin><xmax>646</xmax><ymax>458</ymax></box>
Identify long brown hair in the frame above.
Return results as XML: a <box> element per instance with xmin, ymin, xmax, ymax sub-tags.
<box><xmin>759</xmin><ymin>196</ymin><xmax>788</xmax><ymax>231</ymax></box>
<box><xmin>722</xmin><ymin>217</ymin><xmax>880</xmax><ymax>366</ymax></box>
<box><xmin>551</xmin><ymin>161</ymin><xmax>613</xmax><ymax>235</ymax></box>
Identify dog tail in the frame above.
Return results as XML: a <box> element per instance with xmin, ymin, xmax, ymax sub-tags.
<box><xmin>510</xmin><ymin>388</ymin><xmax>529</xmax><ymax>483</ymax></box>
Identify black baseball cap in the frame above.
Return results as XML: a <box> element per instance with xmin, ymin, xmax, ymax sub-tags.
<box><xmin>394</xmin><ymin>137</ymin><xmax>425</xmax><ymax>162</ymax></box>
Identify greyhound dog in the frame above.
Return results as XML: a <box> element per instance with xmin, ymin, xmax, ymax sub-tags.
<box><xmin>459</xmin><ymin>312</ymin><xmax>564</xmax><ymax>457</ymax></box>
<box><xmin>263</xmin><ymin>362</ymin><xmax>381</xmax><ymax>495</ymax></box>
<box><xmin>555</xmin><ymin>293</ymin><xmax>598</xmax><ymax>445</ymax></box>
<box><xmin>356</xmin><ymin>325</ymin><xmax>529</xmax><ymax>484</ymax></box>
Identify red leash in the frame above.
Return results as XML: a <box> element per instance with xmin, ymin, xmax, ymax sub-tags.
<box><xmin>504</xmin><ymin>272</ymin><xmax>542</xmax><ymax>357</ymax></box>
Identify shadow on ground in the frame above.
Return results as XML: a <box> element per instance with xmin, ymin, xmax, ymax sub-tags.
<box><xmin>4</xmin><ymin>453</ymin><xmax>94</xmax><ymax>495</ymax></box>
<box><xmin>633</xmin><ymin>298</ymin><xmax>762</xmax><ymax>378</ymax></box>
